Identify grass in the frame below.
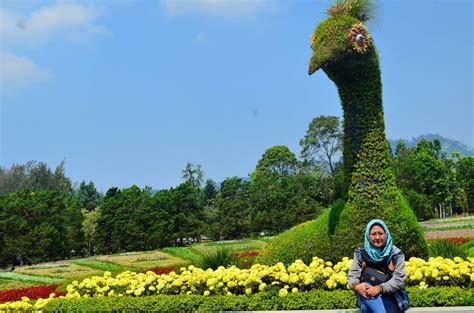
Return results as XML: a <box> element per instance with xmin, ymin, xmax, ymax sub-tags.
<box><xmin>94</xmin><ymin>251</ymin><xmax>184</xmax><ymax>270</ymax></box>
<box><xmin>427</xmin><ymin>240</ymin><xmax>467</xmax><ymax>259</ymax></box>
<box><xmin>161</xmin><ymin>247</ymin><xmax>201</xmax><ymax>264</ymax></box>
<box><xmin>195</xmin><ymin>248</ymin><xmax>238</xmax><ymax>270</ymax></box>
<box><xmin>15</xmin><ymin>263</ymin><xmax>101</xmax><ymax>280</ymax></box>
<box><xmin>420</xmin><ymin>216</ymin><xmax>474</xmax><ymax>225</ymax></box>
<box><xmin>0</xmin><ymin>272</ymin><xmax>62</xmax><ymax>284</ymax></box>
<box><xmin>422</xmin><ymin>224</ymin><xmax>474</xmax><ymax>232</ymax></box>
<box><xmin>190</xmin><ymin>239</ymin><xmax>267</xmax><ymax>256</ymax></box>
<box><xmin>459</xmin><ymin>238</ymin><xmax>474</xmax><ymax>257</ymax></box>
<box><xmin>0</xmin><ymin>280</ymin><xmax>38</xmax><ymax>291</ymax></box>
<box><xmin>71</xmin><ymin>259</ymin><xmax>133</xmax><ymax>272</ymax></box>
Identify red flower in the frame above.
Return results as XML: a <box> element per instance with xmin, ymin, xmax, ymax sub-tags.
<box><xmin>142</xmin><ymin>267</ymin><xmax>175</xmax><ymax>275</ymax></box>
<box><xmin>0</xmin><ymin>284</ymin><xmax>65</xmax><ymax>303</ymax></box>
<box><xmin>444</xmin><ymin>237</ymin><xmax>470</xmax><ymax>245</ymax></box>
<box><xmin>233</xmin><ymin>251</ymin><xmax>259</xmax><ymax>258</ymax></box>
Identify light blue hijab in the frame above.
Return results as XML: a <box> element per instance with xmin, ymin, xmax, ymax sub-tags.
<box><xmin>364</xmin><ymin>219</ymin><xmax>393</xmax><ymax>263</ymax></box>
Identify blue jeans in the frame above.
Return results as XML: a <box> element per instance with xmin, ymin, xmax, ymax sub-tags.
<box><xmin>356</xmin><ymin>282</ymin><xmax>399</xmax><ymax>313</ymax></box>
<box><xmin>357</xmin><ymin>293</ymin><xmax>399</xmax><ymax>313</ymax></box>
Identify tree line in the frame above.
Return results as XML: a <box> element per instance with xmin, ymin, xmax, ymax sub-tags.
<box><xmin>0</xmin><ymin>116</ymin><xmax>472</xmax><ymax>266</ymax></box>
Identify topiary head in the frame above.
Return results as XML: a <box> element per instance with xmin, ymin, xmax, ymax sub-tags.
<box><xmin>308</xmin><ymin>0</ymin><xmax>376</xmax><ymax>75</ymax></box>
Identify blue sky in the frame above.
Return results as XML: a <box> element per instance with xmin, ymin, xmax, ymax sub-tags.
<box><xmin>1</xmin><ymin>0</ymin><xmax>472</xmax><ymax>192</ymax></box>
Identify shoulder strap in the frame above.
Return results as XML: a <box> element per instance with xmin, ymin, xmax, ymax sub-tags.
<box><xmin>359</xmin><ymin>248</ymin><xmax>395</xmax><ymax>275</ymax></box>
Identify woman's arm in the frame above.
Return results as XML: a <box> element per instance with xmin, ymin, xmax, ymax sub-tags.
<box><xmin>347</xmin><ymin>252</ymin><xmax>362</xmax><ymax>291</ymax></box>
<box><xmin>379</xmin><ymin>253</ymin><xmax>406</xmax><ymax>294</ymax></box>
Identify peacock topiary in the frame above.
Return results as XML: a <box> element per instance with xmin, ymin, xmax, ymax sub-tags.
<box><xmin>257</xmin><ymin>0</ymin><xmax>427</xmax><ymax>264</ymax></box>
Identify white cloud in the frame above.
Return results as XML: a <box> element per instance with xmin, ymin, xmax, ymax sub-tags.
<box><xmin>161</xmin><ymin>0</ymin><xmax>278</xmax><ymax>18</ymax></box>
<box><xmin>0</xmin><ymin>52</ymin><xmax>52</xmax><ymax>91</ymax></box>
<box><xmin>0</xmin><ymin>2</ymin><xmax>106</xmax><ymax>44</ymax></box>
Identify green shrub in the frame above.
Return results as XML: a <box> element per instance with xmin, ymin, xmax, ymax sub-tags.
<box><xmin>44</xmin><ymin>287</ymin><xmax>473</xmax><ymax>311</ymax></box>
<box><xmin>460</xmin><ymin>239</ymin><xmax>474</xmax><ymax>257</ymax></box>
<box><xmin>195</xmin><ymin>248</ymin><xmax>238</xmax><ymax>270</ymax></box>
<box><xmin>256</xmin><ymin>203</ymin><xmax>335</xmax><ymax>265</ymax></box>
<box><xmin>428</xmin><ymin>240</ymin><xmax>468</xmax><ymax>259</ymax></box>
<box><xmin>258</xmin><ymin>190</ymin><xmax>427</xmax><ymax>264</ymax></box>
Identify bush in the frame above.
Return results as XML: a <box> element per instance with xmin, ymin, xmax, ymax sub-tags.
<box><xmin>428</xmin><ymin>240</ymin><xmax>467</xmax><ymax>259</ymax></box>
<box><xmin>195</xmin><ymin>248</ymin><xmax>237</xmax><ymax>270</ymax></box>
<box><xmin>460</xmin><ymin>239</ymin><xmax>474</xmax><ymax>258</ymax></box>
<box><xmin>257</xmin><ymin>190</ymin><xmax>428</xmax><ymax>264</ymax></box>
<box><xmin>43</xmin><ymin>287</ymin><xmax>472</xmax><ymax>311</ymax></box>
<box><xmin>256</xmin><ymin>203</ymin><xmax>336</xmax><ymax>265</ymax></box>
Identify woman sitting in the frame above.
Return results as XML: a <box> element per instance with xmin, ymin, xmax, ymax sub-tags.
<box><xmin>347</xmin><ymin>219</ymin><xmax>409</xmax><ymax>313</ymax></box>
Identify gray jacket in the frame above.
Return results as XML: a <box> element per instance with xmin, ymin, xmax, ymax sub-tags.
<box><xmin>347</xmin><ymin>245</ymin><xmax>406</xmax><ymax>294</ymax></box>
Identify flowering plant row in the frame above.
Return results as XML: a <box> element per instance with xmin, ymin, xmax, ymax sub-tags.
<box><xmin>0</xmin><ymin>284</ymin><xmax>65</xmax><ymax>303</ymax></box>
<box><xmin>0</xmin><ymin>256</ymin><xmax>472</xmax><ymax>311</ymax></box>
<box><xmin>63</xmin><ymin>256</ymin><xmax>473</xmax><ymax>299</ymax></box>
<box><xmin>406</xmin><ymin>256</ymin><xmax>473</xmax><ymax>287</ymax></box>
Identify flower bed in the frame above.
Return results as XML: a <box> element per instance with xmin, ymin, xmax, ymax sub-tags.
<box><xmin>62</xmin><ymin>256</ymin><xmax>473</xmax><ymax>299</ymax></box>
<box><xmin>425</xmin><ymin>228</ymin><xmax>474</xmax><ymax>239</ymax></box>
<box><xmin>0</xmin><ymin>284</ymin><xmax>65</xmax><ymax>303</ymax></box>
<box><xmin>0</xmin><ymin>256</ymin><xmax>472</xmax><ymax>310</ymax></box>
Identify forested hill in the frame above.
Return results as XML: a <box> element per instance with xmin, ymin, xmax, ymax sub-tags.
<box><xmin>389</xmin><ymin>134</ymin><xmax>474</xmax><ymax>156</ymax></box>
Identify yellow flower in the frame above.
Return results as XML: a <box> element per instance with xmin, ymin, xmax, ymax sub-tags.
<box><xmin>278</xmin><ymin>288</ymin><xmax>288</xmax><ymax>297</ymax></box>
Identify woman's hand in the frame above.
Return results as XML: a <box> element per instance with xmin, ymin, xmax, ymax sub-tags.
<box><xmin>354</xmin><ymin>284</ymin><xmax>369</xmax><ymax>298</ymax></box>
<box><xmin>366</xmin><ymin>285</ymin><xmax>382</xmax><ymax>298</ymax></box>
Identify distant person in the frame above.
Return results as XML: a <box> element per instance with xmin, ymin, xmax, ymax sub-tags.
<box><xmin>347</xmin><ymin>219</ymin><xmax>409</xmax><ymax>313</ymax></box>
<box><xmin>10</xmin><ymin>255</ymin><xmax>31</xmax><ymax>272</ymax></box>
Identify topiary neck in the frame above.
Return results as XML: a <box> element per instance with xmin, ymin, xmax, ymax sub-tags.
<box><xmin>323</xmin><ymin>51</ymin><xmax>388</xmax><ymax>192</ymax></box>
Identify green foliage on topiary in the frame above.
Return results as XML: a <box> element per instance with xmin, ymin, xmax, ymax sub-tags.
<box><xmin>263</xmin><ymin>0</ymin><xmax>427</xmax><ymax>262</ymax></box>
<box><xmin>44</xmin><ymin>287</ymin><xmax>473</xmax><ymax>311</ymax></box>
<box><xmin>256</xmin><ymin>201</ymin><xmax>343</xmax><ymax>265</ymax></box>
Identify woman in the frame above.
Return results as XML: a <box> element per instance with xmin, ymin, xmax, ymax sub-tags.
<box><xmin>347</xmin><ymin>219</ymin><xmax>409</xmax><ymax>313</ymax></box>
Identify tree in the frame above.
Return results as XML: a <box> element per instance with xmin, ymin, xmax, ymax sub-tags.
<box><xmin>0</xmin><ymin>160</ymin><xmax>72</xmax><ymax>196</ymax></box>
<box><xmin>82</xmin><ymin>208</ymin><xmax>100</xmax><ymax>256</ymax></box>
<box><xmin>213</xmin><ymin>177</ymin><xmax>251</xmax><ymax>239</ymax></box>
<box><xmin>167</xmin><ymin>183</ymin><xmax>204</xmax><ymax>245</ymax></box>
<box><xmin>75</xmin><ymin>181</ymin><xmax>103</xmax><ymax>211</ymax></box>
<box><xmin>0</xmin><ymin>189</ymin><xmax>69</xmax><ymax>266</ymax></box>
<box><xmin>299</xmin><ymin>115</ymin><xmax>342</xmax><ymax>175</ymax></box>
<box><xmin>96</xmin><ymin>186</ymin><xmax>157</xmax><ymax>253</ymax></box>
<box><xmin>182</xmin><ymin>163</ymin><xmax>204</xmax><ymax>188</ymax></box>
<box><xmin>202</xmin><ymin>179</ymin><xmax>218</xmax><ymax>205</ymax></box>
<box><xmin>252</xmin><ymin>146</ymin><xmax>298</xmax><ymax>179</ymax></box>
<box><xmin>455</xmin><ymin>155</ymin><xmax>474</xmax><ymax>213</ymax></box>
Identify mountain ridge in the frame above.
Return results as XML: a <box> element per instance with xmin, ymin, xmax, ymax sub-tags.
<box><xmin>388</xmin><ymin>133</ymin><xmax>473</xmax><ymax>156</ymax></box>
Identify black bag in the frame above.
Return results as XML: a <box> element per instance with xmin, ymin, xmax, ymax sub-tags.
<box><xmin>361</xmin><ymin>266</ymin><xmax>389</xmax><ymax>285</ymax></box>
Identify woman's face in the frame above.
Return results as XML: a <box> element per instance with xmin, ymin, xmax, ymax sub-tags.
<box><xmin>369</xmin><ymin>225</ymin><xmax>386</xmax><ymax>248</ymax></box>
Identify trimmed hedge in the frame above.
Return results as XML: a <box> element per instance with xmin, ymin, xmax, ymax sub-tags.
<box><xmin>44</xmin><ymin>287</ymin><xmax>473</xmax><ymax>311</ymax></box>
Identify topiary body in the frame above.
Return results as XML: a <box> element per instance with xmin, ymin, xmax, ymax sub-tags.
<box><xmin>257</xmin><ymin>0</ymin><xmax>427</xmax><ymax>264</ymax></box>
